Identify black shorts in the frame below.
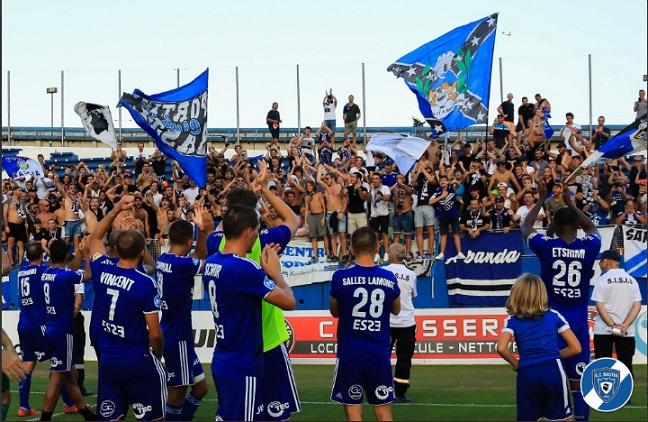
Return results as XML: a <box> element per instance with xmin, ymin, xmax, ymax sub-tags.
<box><xmin>269</xmin><ymin>127</ymin><xmax>280</xmax><ymax>139</ymax></box>
<box><xmin>370</xmin><ymin>215</ymin><xmax>390</xmax><ymax>234</ymax></box>
<box><xmin>438</xmin><ymin>216</ymin><xmax>460</xmax><ymax>235</ymax></box>
<box><xmin>8</xmin><ymin>221</ymin><xmax>27</xmax><ymax>243</ymax></box>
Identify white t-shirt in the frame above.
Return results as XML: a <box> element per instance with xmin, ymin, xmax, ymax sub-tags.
<box><xmin>515</xmin><ymin>204</ymin><xmax>545</xmax><ymax>228</ymax></box>
<box><xmin>591</xmin><ymin>268</ymin><xmax>642</xmax><ymax>336</ymax></box>
<box><xmin>323</xmin><ymin>101</ymin><xmax>336</xmax><ymax>121</ymax></box>
<box><xmin>384</xmin><ymin>263</ymin><xmax>417</xmax><ymax>328</ymax></box>
<box><xmin>370</xmin><ymin>184</ymin><xmax>391</xmax><ymax>217</ymax></box>
<box><xmin>184</xmin><ymin>186</ymin><xmax>200</xmax><ymax>205</ymax></box>
<box><xmin>562</xmin><ymin>124</ymin><xmax>582</xmax><ymax>156</ymax></box>
<box><xmin>36</xmin><ymin>178</ymin><xmax>57</xmax><ymax>200</ymax></box>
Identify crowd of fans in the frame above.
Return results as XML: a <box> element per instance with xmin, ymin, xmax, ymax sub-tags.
<box><xmin>2</xmin><ymin>93</ymin><xmax>647</xmax><ymax>269</ymax></box>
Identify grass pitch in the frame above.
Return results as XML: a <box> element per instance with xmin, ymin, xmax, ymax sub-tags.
<box><xmin>6</xmin><ymin>363</ymin><xmax>646</xmax><ymax>421</ymax></box>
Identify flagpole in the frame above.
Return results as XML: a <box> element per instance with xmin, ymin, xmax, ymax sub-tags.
<box><xmin>61</xmin><ymin>70</ymin><xmax>65</xmax><ymax>147</ymax></box>
<box><xmin>118</xmin><ymin>70</ymin><xmax>122</xmax><ymax>142</ymax></box>
<box><xmin>296</xmin><ymin>64</ymin><xmax>301</xmax><ymax>136</ymax></box>
<box><xmin>176</xmin><ymin>68</ymin><xmax>180</xmax><ymax>88</ymax></box>
<box><xmin>588</xmin><ymin>54</ymin><xmax>593</xmax><ymax>140</ymax></box>
<box><xmin>236</xmin><ymin>66</ymin><xmax>240</xmax><ymax>143</ymax></box>
<box><xmin>498</xmin><ymin>57</ymin><xmax>503</xmax><ymax>104</ymax></box>
<box><xmin>362</xmin><ymin>63</ymin><xmax>367</xmax><ymax>145</ymax></box>
<box><xmin>7</xmin><ymin>70</ymin><xmax>11</xmax><ymax>146</ymax></box>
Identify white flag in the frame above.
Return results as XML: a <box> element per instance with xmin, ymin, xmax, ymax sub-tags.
<box><xmin>365</xmin><ymin>133</ymin><xmax>430</xmax><ymax>173</ymax></box>
<box><xmin>74</xmin><ymin>102</ymin><xmax>117</xmax><ymax>148</ymax></box>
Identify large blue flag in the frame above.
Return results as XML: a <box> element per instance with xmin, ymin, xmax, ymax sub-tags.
<box><xmin>580</xmin><ymin>113</ymin><xmax>647</xmax><ymax>168</ymax></box>
<box><xmin>118</xmin><ymin>69</ymin><xmax>209</xmax><ymax>187</ymax></box>
<box><xmin>388</xmin><ymin>14</ymin><xmax>498</xmax><ymax>134</ymax></box>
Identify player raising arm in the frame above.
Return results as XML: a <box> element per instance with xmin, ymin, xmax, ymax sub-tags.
<box><xmin>521</xmin><ymin>176</ymin><xmax>600</xmax><ymax>422</ymax></box>
<box><xmin>89</xmin><ymin>196</ymin><xmax>167</xmax><ymax>421</ymax></box>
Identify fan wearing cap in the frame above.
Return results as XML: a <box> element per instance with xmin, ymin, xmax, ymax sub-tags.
<box><xmin>487</xmin><ymin>196</ymin><xmax>514</xmax><ymax>233</ymax></box>
<box><xmin>591</xmin><ymin>250</ymin><xmax>643</xmax><ymax>378</ymax></box>
<box><xmin>487</xmin><ymin>182</ymin><xmax>515</xmax><ymax>211</ymax></box>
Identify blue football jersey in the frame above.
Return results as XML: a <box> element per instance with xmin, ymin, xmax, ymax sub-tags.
<box><xmin>207</xmin><ymin>225</ymin><xmax>291</xmax><ymax>256</ymax></box>
<box><xmin>330</xmin><ymin>265</ymin><xmax>400</xmax><ymax>370</ymax></box>
<box><xmin>528</xmin><ymin>233</ymin><xmax>601</xmax><ymax>325</ymax></box>
<box><xmin>203</xmin><ymin>252</ymin><xmax>274</xmax><ymax>377</ymax></box>
<box><xmin>89</xmin><ymin>256</ymin><xmax>149</xmax><ymax>344</ymax></box>
<box><xmin>17</xmin><ymin>264</ymin><xmax>47</xmax><ymax>333</ymax></box>
<box><xmin>42</xmin><ymin>266</ymin><xmax>83</xmax><ymax>334</ymax></box>
<box><xmin>432</xmin><ymin>185</ymin><xmax>459</xmax><ymax>218</ymax></box>
<box><xmin>90</xmin><ymin>254</ymin><xmax>160</xmax><ymax>357</ymax></box>
<box><xmin>502</xmin><ymin>310</ymin><xmax>569</xmax><ymax>368</ymax></box>
<box><xmin>156</xmin><ymin>253</ymin><xmax>203</xmax><ymax>344</ymax></box>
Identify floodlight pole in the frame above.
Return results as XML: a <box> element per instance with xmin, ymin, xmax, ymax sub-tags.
<box><xmin>46</xmin><ymin>87</ymin><xmax>58</xmax><ymax>147</ymax></box>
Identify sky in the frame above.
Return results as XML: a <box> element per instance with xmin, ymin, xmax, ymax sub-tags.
<box><xmin>2</xmin><ymin>0</ymin><xmax>647</xmax><ymax>135</ymax></box>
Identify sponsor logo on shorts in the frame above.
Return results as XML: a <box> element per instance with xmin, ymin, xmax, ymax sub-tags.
<box><xmin>267</xmin><ymin>401</ymin><xmax>290</xmax><ymax>418</ymax></box>
<box><xmin>51</xmin><ymin>357</ymin><xmax>62</xmax><ymax>368</ymax></box>
<box><xmin>348</xmin><ymin>384</ymin><xmax>363</xmax><ymax>400</ymax></box>
<box><xmin>35</xmin><ymin>351</ymin><xmax>46</xmax><ymax>360</ymax></box>
<box><xmin>99</xmin><ymin>400</ymin><xmax>116</xmax><ymax>418</ymax></box>
<box><xmin>375</xmin><ymin>385</ymin><xmax>393</xmax><ymax>400</ymax></box>
<box><xmin>576</xmin><ymin>361</ymin><xmax>587</xmax><ymax>376</ymax></box>
<box><xmin>132</xmin><ymin>403</ymin><xmax>153</xmax><ymax>419</ymax></box>
<box><xmin>167</xmin><ymin>372</ymin><xmax>175</xmax><ymax>382</ymax></box>
<box><xmin>582</xmin><ymin>358</ymin><xmax>634</xmax><ymax>412</ymax></box>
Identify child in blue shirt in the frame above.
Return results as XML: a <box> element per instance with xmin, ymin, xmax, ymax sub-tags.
<box><xmin>497</xmin><ymin>274</ymin><xmax>582</xmax><ymax>421</ymax></box>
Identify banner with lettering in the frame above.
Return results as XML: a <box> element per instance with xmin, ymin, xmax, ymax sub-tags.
<box><xmin>444</xmin><ymin>231</ymin><xmax>522</xmax><ymax>306</ymax></box>
<box><xmin>280</xmin><ymin>238</ymin><xmax>340</xmax><ymax>286</ymax></box>
<box><xmin>622</xmin><ymin>225</ymin><xmax>647</xmax><ymax>278</ymax></box>
<box><xmin>118</xmin><ymin>69</ymin><xmax>209</xmax><ymax>187</ymax></box>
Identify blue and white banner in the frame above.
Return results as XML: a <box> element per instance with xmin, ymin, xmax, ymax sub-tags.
<box><xmin>581</xmin><ymin>113</ymin><xmax>647</xmax><ymax>168</ymax></box>
<box><xmin>444</xmin><ymin>231</ymin><xmax>521</xmax><ymax>306</ymax></box>
<box><xmin>118</xmin><ymin>69</ymin><xmax>209</xmax><ymax>187</ymax></box>
<box><xmin>1</xmin><ymin>155</ymin><xmax>44</xmax><ymax>180</ymax></box>
<box><xmin>388</xmin><ymin>14</ymin><xmax>498</xmax><ymax>134</ymax></box>
<box><xmin>622</xmin><ymin>225</ymin><xmax>647</xmax><ymax>278</ymax></box>
<box><xmin>281</xmin><ymin>238</ymin><xmax>340</xmax><ymax>286</ymax></box>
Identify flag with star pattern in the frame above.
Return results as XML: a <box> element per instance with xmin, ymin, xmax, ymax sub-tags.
<box><xmin>388</xmin><ymin>14</ymin><xmax>498</xmax><ymax>134</ymax></box>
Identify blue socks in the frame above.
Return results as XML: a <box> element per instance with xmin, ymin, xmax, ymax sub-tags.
<box><xmin>572</xmin><ymin>389</ymin><xmax>589</xmax><ymax>421</ymax></box>
<box><xmin>165</xmin><ymin>404</ymin><xmax>182</xmax><ymax>421</ymax></box>
<box><xmin>18</xmin><ymin>372</ymin><xmax>32</xmax><ymax>410</ymax></box>
<box><xmin>181</xmin><ymin>392</ymin><xmax>202</xmax><ymax>421</ymax></box>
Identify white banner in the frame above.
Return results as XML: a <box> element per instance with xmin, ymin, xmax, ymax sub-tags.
<box><xmin>280</xmin><ymin>238</ymin><xmax>339</xmax><ymax>287</ymax></box>
<box><xmin>622</xmin><ymin>225</ymin><xmax>647</xmax><ymax>278</ymax></box>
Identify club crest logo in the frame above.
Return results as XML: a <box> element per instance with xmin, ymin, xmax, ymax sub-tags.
<box><xmin>582</xmin><ymin>358</ymin><xmax>634</xmax><ymax>412</ymax></box>
<box><xmin>593</xmin><ymin>368</ymin><xmax>620</xmax><ymax>402</ymax></box>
